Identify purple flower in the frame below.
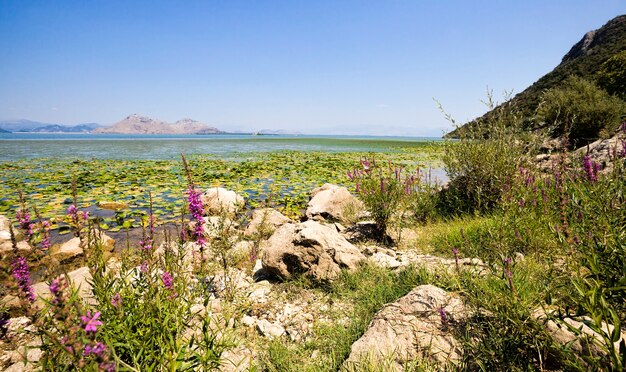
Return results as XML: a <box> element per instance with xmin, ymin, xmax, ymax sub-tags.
<box><xmin>161</xmin><ymin>271</ymin><xmax>174</xmax><ymax>290</ymax></box>
<box><xmin>140</xmin><ymin>261</ymin><xmax>148</xmax><ymax>274</ymax></box>
<box><xmin>11</xmin><ymin>256</ymin><xmax>35</xmax><ymax>303</ymax></box>
<box><xmin>187</xmin><ymin>186</ymin><xmax>206</xmax><ymax>249</ymax></box>
<box><xmin>80</xmin><ymin>311</ymin><xmax>102</xmax><ymax>333</ymax></box>
<box><xmin>39</xmin><ymin>220</ymin><xmax>51</xmax><ymax>250</ymax></box>
<box><xmin>49</xmin><ymin>277</ymin><xmax>65</xmax><ymax>305</ymax></box>
<box><xmin>84</xmin><ymin>342</ymin><xmax>107</xmax><ymax>357</ymax></box>
<box><xmin>16</xmin><ymin>209</ymin><xmax>33</xmax><ymax>238</ymax></box>
<box><xmin>111</xmin><ymin>292</ymin><xmax>122</xmax><ymax>308</ymax></box>
<box><xmin>66</xmin><ymin>204</ymin><xmax>78</xmax><ymax>216</ymax></box>
<box><xmin>583</xmin><ymin>154</ymin><xmax>599</xmax><ymax>182</ymax></box>
<box><xmin>139</xmin><ymin>239</ymin><xmax>153</xmax><ymax>252</ymax></box>
<box><xmin>436</xmin><ymin>306</ymin><xmax>449</xmax><ymax>328</ymax></box>
<box><xmin>99</xmin><ymin>362</ymin><xmax>116</xmax><ymax>372</ymax></box>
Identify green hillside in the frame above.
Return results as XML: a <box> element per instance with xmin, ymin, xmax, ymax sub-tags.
<box><xmin>447</xmin><ymin>14</ymin><xmax>626</xmax><ymax>139</ymax></box>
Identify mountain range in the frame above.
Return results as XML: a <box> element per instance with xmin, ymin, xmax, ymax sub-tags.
<box><xmin>93</xmin><ymin>114</ymin><xmax>223</xmax><ymax>134</ymax></box>
<box><xmin>0</xmin><ymin>119</ymin><xmax>101</xmax><ymax>133</ymax></box>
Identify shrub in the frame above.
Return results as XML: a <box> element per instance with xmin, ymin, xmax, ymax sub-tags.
<box><xmin>597</xmin><ymin>50</ymin><xmax>626</xmax><ymax>99</ymax></box>
<box><xmin>440</xmin><ymin>94</ymin><xmax>534</xmax><ymax>214</ymax></box>
<box><xmin>536</xmin><ymin>76</ymin><xmax>625</xmax><ymax>147</ymax></box>
<box><xmin>348</xmin><ymin>158</ymin><xmax>418</xmax><ymax>242</ymax></box>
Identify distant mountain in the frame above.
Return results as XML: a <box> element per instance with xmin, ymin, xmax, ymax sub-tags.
<box><xmin>94</xmin><ymin>114</ymin><xmax>223</xmax><ymax>134</ymax></box>
<box><xmin>0</xmin><ymin>127</ymin><xmax>9</xmax><ymax>133</ymax></box>
<box><xmin>30</xmin><ymin>123</ymin><xmax>100</xmax><ymax>133</ymax></box>
<box><xmin>0</xmin><ymin>119</ymin><xmax>56</xmax><ymax>132</ymax></box>
<box><xmin>0</xmin><ymin>119</ymin><xmax>102</xmax><ymax>133</ymax></box>
<box><xmin>447</xmin><ymin>14</ymin><xmax>626</xmax><ymax>137</ymax></box>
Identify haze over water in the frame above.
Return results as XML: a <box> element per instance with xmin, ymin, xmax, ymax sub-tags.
<box><xmin>0</xmin><ymin>133</ymin><xmax>440</xmax><ymax>161</ymax></box>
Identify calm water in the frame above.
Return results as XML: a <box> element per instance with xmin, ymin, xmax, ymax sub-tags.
<box><xmin>0</xmin><ymin>133</ymin><xmax>441</xmax><ymax>161</ymax></box>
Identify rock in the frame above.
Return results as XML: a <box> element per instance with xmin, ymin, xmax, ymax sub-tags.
<box><xmin>261</xmin><ymin>220</ymin><xmax>365</xmax><ymax>281</ymax></box>
<box><xmin>50</xmin><ymin>232</ymin><xmax>114</xmax><ymax>263</ymax></box>
<box><xmin>220</xmin><ymin>344</ymin><xmax>255</xmax><ymax>372</ymax></box>
<box><xmin>0</xmin><ymin>215</ymin><xmax>33</xmax><ymax>257</ymax></box>
<box><xmin>244</xmin><ymin>208</ymin><xmax>291</xmax><ymax>237</ymax></box>
<box><xmin>201</xmin><ymin>216</ymin><xmax>238</xmax><ymax>238</ymax></box>
<box><xmin>533</xmin><ymin>308</ymin><xmax>626</xmax><ymax>362</ymax></box>
<box><xmin>241</xmin><ymin>315</ymin><xmax>256</xmax><ymax>327</ymax></box>
<box><xmin>305</xmin><ymin>183</ymin><xmax>363</xmax><ymax>223</ymax></box>
<box><xmin>574</xmin><ymin>131</ymin><xmax>626</xmax><ymax>174</ymax></box>
<box><xmin>0</xmin><ymin>240</ymin><xmax>32</xmax><ymax>258</ymax></box>
<box><xmin>50</xmin><ymin>237</ymin><xmax>83</xmax><ymax>262</ymax></box>
<box><xmin>97</xmin><ymin>201</ymin><xmax>128</xmax><ymax>210</ymax></box>
<box><xmin>248</xmin><ymin>280</ymin><xmax>272</xmax><ymax>303</ymax></box>
<box><xmin>201</xmin><ymin>187</ymin><xmax>245</xmax><ymax>216</ymax></box>
<box><xmin>256</xmin><ymin>319</ymin><xmax>286</xmax><ymax>339</ymax></box>
<box><xmin>368</xmin><ymin>252</ymin><xmax>402</xmax><ymax>269</ymax></box>
<box><xmin>397</xmin><ymin>253</ymin><xmax>488</xmax><ymax>276</ymax></box>
<box><xmin>31</xmin><ymin>267</ymin><xmax>95</xmax><ymax>308</ymax></box>
<box><xmin>0</xmin><ymin>214</ymin><xmax>11</xmax><ymax>240</ymax></box>
<box><xmin>344</xmin><ymin>285</ymin><xmax>467</xmax><ymax>370</ymax></box>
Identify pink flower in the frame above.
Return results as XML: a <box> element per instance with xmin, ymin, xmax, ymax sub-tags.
<box><xmin>84</xmin><ymin>342</ymin><xmax>107</xmax><ymax>357</ymax></box>
<box><xmin>12</xmin><ymin>256</ymin><xmax>34</xmax><ymax>302</ymax></box>
<box><xmin>111</xmin><ymin>292</ymin><xmax>122</xmax><ymax>308</ymax></box>
<box><xmin>161</xmin><ymin>271</ymin><xmax>174</xmax><ymax>290</ymax></box>
<box><xmin>81</xmin><ymin>311</ymin><xmax>103</xmax><ymax>333</ymax></box>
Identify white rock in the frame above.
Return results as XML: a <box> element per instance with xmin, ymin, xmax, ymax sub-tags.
<box><xmin>344</xmin><ymin>285</ymin><xmax>467</xmax><ymax>370</ymax></box>
<box><xmin>256</xmin><ymin>319</ymin><xmax>286</xmax><ymax>339</ymax></box>
<box><xmin>201</xmin><ymin>187</ymin><xmax>245</xmax><ymax>216</ymax></box>
<box><xmin>305</xmin><ymin>183</ymin><xmax>363</xmax><ymax>223</ymax></box>
<box><xmin>261</xmin><ymin>220</ymin><xmax>365</xmax><ymax>281</ymax></box>
<box><xmin>369</xmin><ymin>252</ymin><xmax>402</xmax><ymax>269</ymax></box>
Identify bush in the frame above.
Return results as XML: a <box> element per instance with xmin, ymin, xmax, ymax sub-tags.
<box><xmin>348</xmin><ymin>158</ymin><xmax>417</xmax><ymax>242</ymax></box>
<box><xmin>597</xmin><ymin>50</ymin><xmax>626</xmax><ymax>99</ymax></box>
<box><xmin>440</xmin><ymin>94</ymin><xmax>534</xmax><ymax>214</ymax></box>
<box><xmin>536</xmin><ymin>76</ymin><xmax>625</xmax><ymax>147</ymax></box>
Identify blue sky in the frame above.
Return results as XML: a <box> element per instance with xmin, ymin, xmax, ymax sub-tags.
<box><xmin>0</xmin><ymin>1</ymin><xmax>624</xmax><ymax>136</ymax></box>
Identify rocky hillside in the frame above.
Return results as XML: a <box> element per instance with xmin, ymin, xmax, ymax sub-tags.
<box><xmin>94</xmin><ymin>114</ymin><xmax>222</xmax><ymax>134</ymax></box>
<box><xmin>447</xmin><ymin>14</ymin><xmax>626</xmax><ymax>138</ymax></box>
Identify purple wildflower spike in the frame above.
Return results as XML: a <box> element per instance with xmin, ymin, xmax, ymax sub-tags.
<box><xmin>12</xmin><ymin>256</ymin><xmax>35</xmax><ymax>303</ymax></box>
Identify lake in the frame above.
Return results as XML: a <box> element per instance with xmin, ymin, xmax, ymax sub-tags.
<box><xmin>0</xmin><ymin>133</ymin><xmax>442</xmax><ymax>161</ymax></box>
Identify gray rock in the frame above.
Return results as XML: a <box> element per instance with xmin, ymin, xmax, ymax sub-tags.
<box><xmin>397</xmin><ymin>253</ymin><xmax>488</xmax><ymax>276</ymax></box>
<box><xmin>344</xmin><ymin>285</ymin><xmax>467</xmax><ymax>370</ymax></box>
<box><xmin>368</xmin><ymin>252</ymin><xmax>402</xmax><ymax>269</ymax></box>
<box><xmin>305</xmin><ymin>183</ymin><xmax>363</xmax><ymax>223</ymax></box>
<box><xmin>261</xmin><ymin>220</ymin><xmax>365</xmax><ymax>281</ymax></box>
<box><xmin>533</xmin><ymin>308</ymin><xmax>626</xmax><ymax>362</ymax></box>
<box><xmin>256</xmin><ymin>319</ymin><xmax>286</xmax><ymax>339</ymax></box>
<box><xmin>244</xmin><ymin>208</ymin><xmax>291</xmax><ymax>237</ymax></box>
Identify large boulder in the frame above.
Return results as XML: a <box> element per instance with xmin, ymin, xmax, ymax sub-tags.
<box><xmin>201</xmin><ymin>187</ymin><xmax>245</xmax><ymax>216</ymax></box>
<box><xmin>344</xmin><ymin>285</ymin><xmax>467</xmax><ymax>370</ymax></box>
<box><xmin>305</xmin><ymin>183</ymin><xmax>362</xmax><ymax>223</ymax></box>
<box><xmin>261</xmin><ymin>220</ymin><xmax>365</xmax><ymax>281</ymax></box>
<box><xmin>244</xmin><ymin>208</ymin><xmax>291</xmax><ymax>237</ymax></box>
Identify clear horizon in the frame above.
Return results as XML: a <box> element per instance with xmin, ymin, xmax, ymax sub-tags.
<box><xmin>1</xmin><ymin>1</ymin><xmax>625</xmax><ymax>136</ymax></box>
